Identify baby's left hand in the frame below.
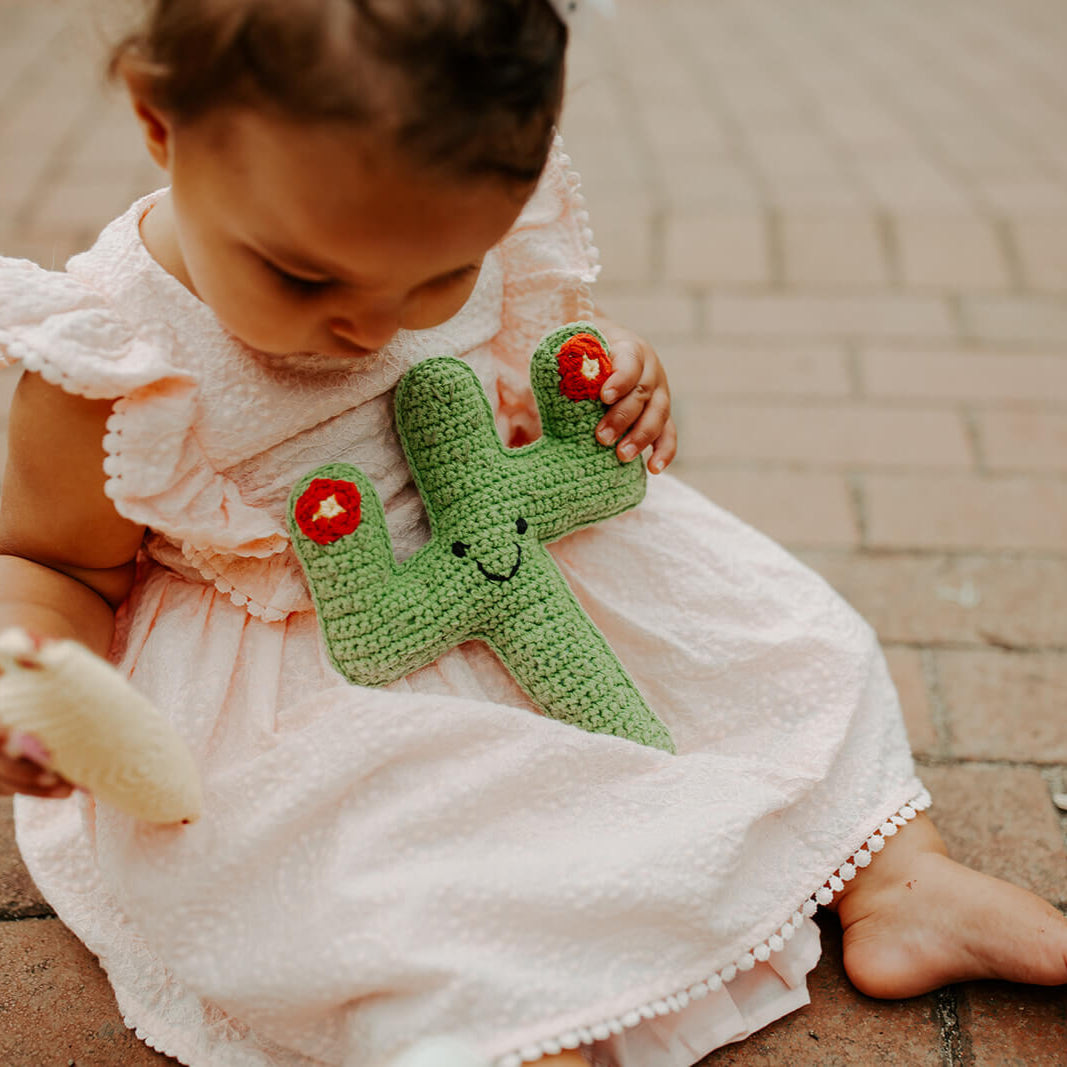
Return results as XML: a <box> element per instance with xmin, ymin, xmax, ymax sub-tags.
<box><xmin>594</xmin><ymin>318</ymin><xmax>676</xmax><ymax>474</ymax></box>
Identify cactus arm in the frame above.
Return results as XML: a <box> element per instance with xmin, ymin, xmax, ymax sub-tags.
<box><xmin>520</xmin><ymin>321</ymin><xmax>646</xmax><ymax>542</ymax></box>
<box><xmin>288</xmin><ymin>463</ymin><xmax>463</xmax><ymax>685</ymax></box>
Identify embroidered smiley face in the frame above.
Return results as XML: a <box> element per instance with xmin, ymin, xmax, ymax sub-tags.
<box><xmin>452</xmin><ymin>517</ymin><xmax>529</xmax><ymax>583</ymax></box>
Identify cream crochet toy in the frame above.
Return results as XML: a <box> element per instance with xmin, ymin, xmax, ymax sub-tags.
<box><xmin>0</xmin><ymin>628</ymin><xmax>201</xmax><ymax>823</ymax></box>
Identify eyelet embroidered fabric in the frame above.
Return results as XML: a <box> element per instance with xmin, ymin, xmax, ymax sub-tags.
<box><xmin>495</xmin><ymin>788</ymin><xmax>932</xmax><ymax>1066</ymax></box>
<box><xmin>4</xmin><ymin>133</ymin><xmax>928</xmax><ymax>1067</ymax></box>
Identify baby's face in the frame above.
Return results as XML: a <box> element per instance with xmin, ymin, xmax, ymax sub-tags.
<box><xmin>150</xmin><ymin>109</ymin><xmax>533</xmax><ymax>358</ymax></box>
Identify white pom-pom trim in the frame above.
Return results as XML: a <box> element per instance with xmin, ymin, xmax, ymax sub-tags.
<box><xmin>494</xmin><ymin>788</ymin><xmax>932</xmax><ymax>1065</ymax></box>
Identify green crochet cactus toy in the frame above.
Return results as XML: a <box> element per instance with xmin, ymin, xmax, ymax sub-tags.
<box><xmin>287</xmin><ymin>322</ymin><xmax>674</xmax><ymax>753</ymax></box>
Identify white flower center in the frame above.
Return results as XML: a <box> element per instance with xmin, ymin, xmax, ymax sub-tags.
<box><xmin>581</xmin><ymin>354</ymin><xmax>601</xmax><ymax>380</ymax></box>
<box><xmin>313</xmin><ymin>495</ymin><xmax>347</xmax><ymax>522</ymax></box>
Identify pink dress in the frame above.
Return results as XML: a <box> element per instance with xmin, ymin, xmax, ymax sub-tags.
<box><xmin>0</xmin><ymin>142</ymin><xmax>927</xmax><ymax>1067</ymax></box>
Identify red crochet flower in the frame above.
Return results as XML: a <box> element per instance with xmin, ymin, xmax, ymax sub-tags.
<box><xmin>556</xmin><ymin>333</ymin><xmax>612</xmax><ymax>402</ymax></box>
<box><xmin>295</xmin><ymin>478</ymin><xmax>362</xmax><ymax>545</ymax></box>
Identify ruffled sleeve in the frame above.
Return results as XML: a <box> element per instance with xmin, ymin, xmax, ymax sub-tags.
<box><xmin>0</xmin><ymin>253</ymin><xmax>288</xmax><ymax>570</ymax></box>
<box><xmin>491</xmin><ymin>134</ymin><xmax>600</xmax><ymax>445</ymax></box>
<box><xmin>0</xmin><ymin>256</ymin><xmax>189</xmax><ymax>400</ymax></box>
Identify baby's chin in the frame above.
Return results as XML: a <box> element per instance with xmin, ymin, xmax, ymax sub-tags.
<box><xmin>246</xmin><ymin>347</ymin><xmax>382</xmax><ymax>374</ymax></box>
<box><xmin>229</xmin><ymin>331</ymin><xmax>385</xmax><ymax>372</ymax></box>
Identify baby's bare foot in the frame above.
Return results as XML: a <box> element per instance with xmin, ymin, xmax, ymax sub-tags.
<box><xmin>834</xmin><ymin>814</ymin><xmax>1067</xmax><ymax>998</ymax></box>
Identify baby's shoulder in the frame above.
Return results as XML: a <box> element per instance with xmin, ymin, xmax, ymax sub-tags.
<box><xmin>1</xmin><ymin>370</ymin><xmax>144</xmax><ymax>576</ymax></box>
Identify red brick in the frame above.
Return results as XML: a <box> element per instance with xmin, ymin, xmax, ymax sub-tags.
<box><xmin>764</xmin><ymin>175</ymin><xmax>869</xmax><ymax>213</ymax></box>
<box><xmin>663</xmin><ymin>162</ymin><xmax>761</xmax><ymax>213</ymax></box>
<box><xmin>781</xmin><ymin>215</ymin><xmax>890</xmax><ymax>287</ymax></box>
<box><xmin>964</xmin><ymin>296</ymin><xmax>1067</xmax><ymax>346</ymax></box>
<box><xmin>595</xmin><ymin>287</ymin><xmax>701</xmax><ymax>341</ymax></box>
<box><xmin>799</xmin><ymin>553</ymin><xmax>1067</xmax><ymax>650</ymax></box>
<box><xmin>746</xmin><ymin>131</ymin><xmax>841</xmax><ymax>180</ymax></box>
<box><xmin>589</xmin><ymin>208</ymin><xmax>656</xmax><ymax>286</ymax></box>
<box><xmin>860</xmin><ymin>347</ymin><xmax>1067</xmax><ymax>404</ymax></box>
<box><xmin>664</xmin><ymin>212</ymin><xmax>771</xmax><ymax>286</ymax></box>
<box><xmin>0</xmin><ymin>918</ymin><xmax>177</xmax><ymax>1065</ymax></box>
<box><xmin>895</xmin><ymin>217</ymin><xmax>1011</xmax><ymax>289</ymax></box>
<box><xmin>0</xmin><ymin>366</ymin><xmax>20</xmax><ymax>495</ymax></box>
<box><xmin>674</xmin><ymin>468</ymin><xmax>858</xmax><ymax>548</ymax></box>
<box><xmin>957</xmin><ymin>982</ymin><xmax>1067</xmax><ymax>1065</ymax></box>
<box><xmin>883</xmin><ymin>647</ymin><xmax>939</xmax><ymax>758</ymax></box>
<box><xmin>863</xmin><ymin>474</ymin><xmax>1067</xmax><ymax>552</ymax></box>
<box><xmin>935</xmin><ymin>649</ymin><xmax>1067</xmax><ymax>763</ymax></box>
<box><xmin>0</xmin><ymin>233</ymin><xmax>91</xmax><ymax>271</ymax></box>
<box><xmin>978</xmin><ymin>411</ymin><xmax>1067</xmax><ymax>473</ymax></box>
<box><xmin>710</xmin><ymin>293</ymin><xmax>956</xmax><ymax>341</ymax></box>
<box><xmin>660</xmin><ymin>341</ymin><xmax>851</xmax><ymax>398</ymax></box>
<box><xmin>978</xmin><ymin>178</ymin><xmax>1067</xmax><ymax>219</ymax></box>
<box><xmin>851</xmin><ymin>156</ymin><xmax>972</xmax><ymax>214</ymax></box>
<box><xmin>20</xmin><ymin>176</ymin><xmax>146</xmax><ymax>249</ymax></box>
<box><xmin>705</xmin><ymin>914</ymin><xmax>943</xmax><ymax>1065</ymax></box>
<box><xmin>918</xmin><ymin>765</ymin><xmax>1067</xmax><ymax>906</ymax></box>
<box><xmin>0</xmin><ymin>800</ymin><xmax>50</xmax><ymax>918</ymax></box>
<box><xmin>1012</xmin><ymin>220</ymin><xmax>1067</xmax><ymax>292</ymax></box>
<box><xmin>679</xmin><ymin>405</ymin><xmax>971</xmax><ymax>468</ymax></box>
<box><xmin>1</xmin><ymin>363</ymin><xmax>19</xmax><ymax>411</ymax></box>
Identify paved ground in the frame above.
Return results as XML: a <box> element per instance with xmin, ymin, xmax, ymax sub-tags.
<box><xmin>1</xmin><ymin>0</ymin><xmax>1065</xmax><ymax>1063</ymax></box>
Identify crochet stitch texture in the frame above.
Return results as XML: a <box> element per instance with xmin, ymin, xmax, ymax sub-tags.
<box><xmin>288</xmin><ymin>322</ymin><xmax>675</xmax><ymax>752</ymax></box>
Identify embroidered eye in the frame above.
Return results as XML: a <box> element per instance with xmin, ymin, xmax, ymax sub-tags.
<box><xmin>452</xmin><ymin>542</ymin><xmax>469</xmax><ymax>558</ymax></box>
<box><xmin>516</xmin><ymin>517</ymin><xmax>528</xmax><ymax>535</ymax></box>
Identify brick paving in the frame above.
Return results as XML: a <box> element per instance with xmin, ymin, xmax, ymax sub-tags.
<box><xmin>1</xmin><ymin>0</ymin><xmax>1066</xmax><ymax>1063</ymax></box>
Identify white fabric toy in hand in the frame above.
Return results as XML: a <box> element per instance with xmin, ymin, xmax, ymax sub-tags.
<box><xmin>0</xmin><ymin>628</ymin><xmax>201</xmax><ymax>824</ymax></box>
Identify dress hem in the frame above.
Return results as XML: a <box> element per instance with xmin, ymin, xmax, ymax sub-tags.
<box><xmin>492</xmin><ymin>785</ymin><xmax>932</xmax><ymax>1067</ymax></box>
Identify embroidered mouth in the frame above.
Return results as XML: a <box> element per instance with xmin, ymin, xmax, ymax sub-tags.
<box><xmin>452</xmin><ymin>518</ymin><xmax>527</xmax><ymax>584</ymax></box>
<box><xmin>475</xmin><ymin>544</ymin><xmax>522</xmax><ymax>583</ymax></box>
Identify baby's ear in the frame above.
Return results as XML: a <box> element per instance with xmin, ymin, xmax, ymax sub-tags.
<box><xmin>530</xmin><ymin>322</ymin><xmax>613</xmax><ymax>443</ymax></box>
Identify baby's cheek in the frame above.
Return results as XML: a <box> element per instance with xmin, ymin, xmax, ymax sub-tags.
<box><xmin>215</xmin><ymin>290</ymin><xmax>311</xmax><ymax>355</ymax></box>
<box><xmin>401</xmin><ymin>279</ymin><xmax>479</xmax><ymax>332</ymax></box>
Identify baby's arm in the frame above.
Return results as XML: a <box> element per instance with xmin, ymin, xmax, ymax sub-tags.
<box><xmin>591</xmin><ymin>312</ymin><xmax>677</xmax><ymax>475</ymax></box>
<box><xmin>0</xmin><ymin>371</ymin><xmax>145</xmax><ymax>796</ymax></box>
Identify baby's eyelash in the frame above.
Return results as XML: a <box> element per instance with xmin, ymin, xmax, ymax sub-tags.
<box><xmin>264</xmin><ymin>259</ymin><xmax>334</xmax><ymax>291</ymax></box>
<box><xmin>425</xmin><ymin>265</ymin><xmax>478</xmax><ymax>290</ymax></box>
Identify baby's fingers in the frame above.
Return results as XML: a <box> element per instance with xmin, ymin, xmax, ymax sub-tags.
<box><xmin>0</xmin><ymin>772</ymin><xmax>76</xmax><ymax>799</ymax></box>
<box><xmin>0</xmin><ymin>728</ymin><xmax>75</xmax><ymax>799</ymax></box>
<box><xmin>595</xmin><ymin>378</ymin><xmax>655</xmax><ymax>450</ymax></box>
<box><xmin>0</xmin><ymin>756</ymin><xmax>75</xmax><ymax>798</ymax></box>
<box><xmin>599</xmin><ymin>341</ymin><xmax>643</xmax><ymax>407</ymax></box>
<box><xmin>647</xmin><ymin>417</ymin><xmax>678</xmax><ymax>474</ymax></box>
<box><xmin>615</xmin><ymin>395</ymin><xmax>674</xmax><ymax>467</ymax></box>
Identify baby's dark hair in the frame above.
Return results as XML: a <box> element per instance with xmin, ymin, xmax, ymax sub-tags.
<box><xmin>111</xmin><ymin>0</ymin><xmax>568</xmax><ymax>184</ymax></box>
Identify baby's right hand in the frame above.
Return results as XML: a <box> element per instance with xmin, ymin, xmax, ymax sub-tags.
<box><xmin>0</xmin><ymin>727</ymin><xmax>75</xmax><ymax>800</ymax></box>
<box><xmin>0</xmin><ymin>627</ymin><xmax>201</xmax><ymax>823</ymax></box>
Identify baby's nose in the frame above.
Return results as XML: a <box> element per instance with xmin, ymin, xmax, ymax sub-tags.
<box><xmin>329</xmin><ymin>307</ymin><xmax>400</xmax><ymax>351</ymax></box>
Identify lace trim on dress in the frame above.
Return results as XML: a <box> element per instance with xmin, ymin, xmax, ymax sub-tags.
<box><xmin>557</xmin><ymin>137</ymin><xmax>600</xmax><ymax>320</ymax></box>
<box><xmin>493</xmin><ymin>788</ymin><xmax>933</xmax><ymax>1067</ymax></box>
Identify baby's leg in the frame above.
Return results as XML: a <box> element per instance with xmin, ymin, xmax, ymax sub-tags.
<box><xmin>831</xmin><ymin>812</ymin><xmax>1067</xmax><ymax>997</ymax></box>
